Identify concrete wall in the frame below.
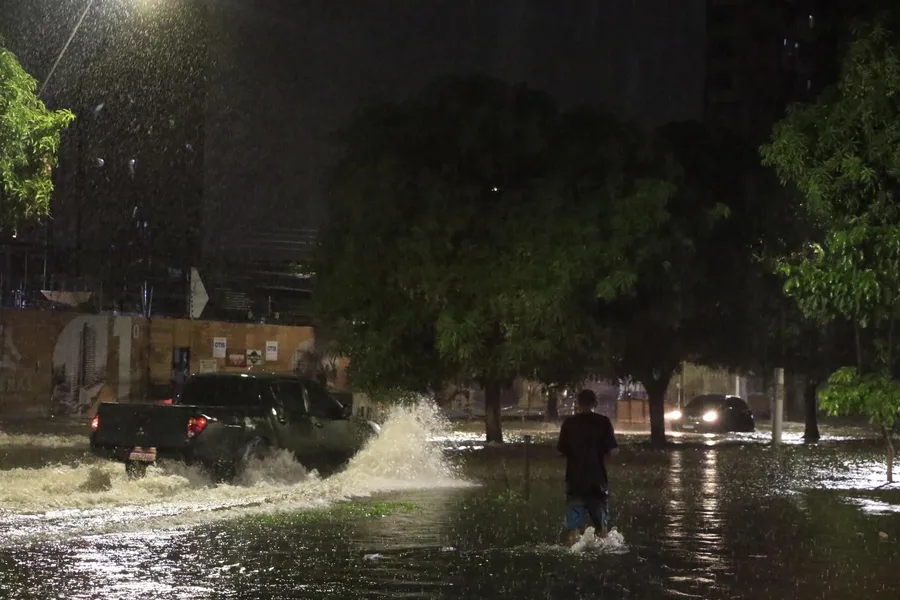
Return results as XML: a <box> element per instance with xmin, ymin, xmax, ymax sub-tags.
<box><xmin>0</xmin><ymin>308</ymin><xmax>314</xmax><ymax>422</ymax></box>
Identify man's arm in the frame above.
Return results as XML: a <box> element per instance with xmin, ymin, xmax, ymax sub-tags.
<box><xmin>604</xmin><ymin>418</ymin><xmax>619</xmax><ymax>457</ymax></box>
<box><xmin>557</xmin><ymin>420</ymin><xmax>568</xmax><ymax>456</ymax></box>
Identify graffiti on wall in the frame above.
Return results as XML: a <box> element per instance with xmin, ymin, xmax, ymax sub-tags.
<box><xmin>49</xmin><ymin>316</ymin><xmax>135</xmax><ymax>418</ymax></box>
<box><xmin>0</xmin><ymin>309</ymin><xmax>315</xmax><ymax>422</ymax></box>
<box><xmin>0</xmin><ymin>311</ymin><xmax>139</xmax><ymax>420</ymax></box>
<box><xmin>0</xmin><ymin>323</ymin><xmax>34</xmax><ymax>398</ymax></box>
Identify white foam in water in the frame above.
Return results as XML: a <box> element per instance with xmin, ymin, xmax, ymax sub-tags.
<box><xmin>569</xmin><ymin>527</ymin><xmax>628</xmax><ymax>555</ymax></box>
<box><xmin>0</xmin><ymin>401</ymin><xmax>472</xmax><ymax>546</ymax></box>
<box><xmin>0</xmin><ymin>432</ymin><xmax>88</xmax><ymax>449</ymax></box>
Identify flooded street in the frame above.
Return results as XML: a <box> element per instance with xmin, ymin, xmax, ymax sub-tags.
<box><xmin>1</xmin><ymin>410</ymin><xmax>898</xmax><ymax>599</ymax></box>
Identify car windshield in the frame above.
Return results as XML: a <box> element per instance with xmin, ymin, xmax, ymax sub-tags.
<box><xmin>686</xmin><ymin>396</ymin><xmax>725</xmax><ymax>411</ymax></box>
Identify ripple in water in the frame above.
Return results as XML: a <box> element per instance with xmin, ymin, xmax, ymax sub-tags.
<box><xmin>0</xmin><ymin>401</ymin><xmax>472</xmax><ymax>546</ymax></box>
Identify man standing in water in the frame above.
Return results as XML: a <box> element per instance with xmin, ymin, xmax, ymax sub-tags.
<box><xmin>557</xmin><ymin>389</ymin><xmax>618</xmax><ymax>545</ymax></box>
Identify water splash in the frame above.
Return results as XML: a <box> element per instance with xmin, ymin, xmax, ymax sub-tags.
<box><xmin>0</xmin><ymin>432</ymin><xmax>88</xmax><ymax>449</ymax></box>
<box><xmin>569</xmin><ymin>526</ymin><xmax>628</xmax><ymax>555</ymax></box>
<box><xmin>0</xmin><ymin>401</ymin><xmax>470</xmax><ymax>546</ymax></box>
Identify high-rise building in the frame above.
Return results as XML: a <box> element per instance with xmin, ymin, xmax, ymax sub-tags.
<box><xmin>704</xmin><ymin>0</ymin><xmax>821</xmax><ymax>142</ymax></box>
<box><xmin>704</xmin><ymin>0</ymin><xmax>893</xmax><ymax>142</ymax></box>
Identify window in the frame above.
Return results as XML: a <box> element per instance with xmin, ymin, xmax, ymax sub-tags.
<box><xmin>686</xmin><ymin>395</ymin><xmax>725</xmax><ymax>412</ymax></box>
<box><xmin>270</xmin><ymin>380</ymin><xmax>308</xmax><ymax>419</ymax></box>
<box><xmin>181</xmin><ymin>376</ymin><xmax>261</xmax><ymax>408</ymax></box>
<box><xmin>709</xmin><ymin>37</ymin><xmax>736</xmax><ymax>59</ymax></box>
<box><xmin>726</xmin><ymin>398</ymin><xmax>749</xmax><ymax>412</ymax></box>
<box><xmin>708</xmin><ymin>72</ymin><xmax>734</xmax><ymax>90</ymax></box>
<box><xmin>303</xmin><ymin>380</ymin><xmax>346</xmax><ymax>420</ymax></box>
<box><xmin>708</xmin><ymin>5</ymin><xmax>736</xmax><ymax>27</ymax></box>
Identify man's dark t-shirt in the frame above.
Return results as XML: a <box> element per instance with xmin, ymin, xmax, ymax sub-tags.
<box><xmin>557</xmin><ymin>412</ymin><xmax>618</xmax><ymax>496</ymax></box>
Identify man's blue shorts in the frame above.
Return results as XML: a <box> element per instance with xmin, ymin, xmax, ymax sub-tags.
<box><xmin>565</xmin><ymin>491</ymin><xmax>609</xmax><ymax>531</ymax></box>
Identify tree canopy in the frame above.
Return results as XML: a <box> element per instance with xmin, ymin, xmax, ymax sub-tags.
<box><xmin>591</xmin><ymin>120</ymin><xmax>788</xmax><ymax>443</ymax></box>
<box><xmin>314</xmin><ymin>76</ymin><xmax>674</xmax><ymax>442</ymax></box>
<box><xmin>0</xmin><ymin>41</ymin><xmax>74</xmax><ymax>233</ymax></box>
<box><xmin>762</xmin><ymin>16</ymin><xmax>900</xmax><ymax>480</ymax></box>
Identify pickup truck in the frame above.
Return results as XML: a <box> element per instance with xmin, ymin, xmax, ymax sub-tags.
<box><xmin>90</xmin><ymin>372</ymin><xmax>380</xmax><ymax>480</ymax></box>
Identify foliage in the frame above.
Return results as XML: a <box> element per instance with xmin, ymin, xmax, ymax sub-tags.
<box><xmin>820</xmin><ymin>367</ymin><xmax>900</xmax><ymax>428</ymax></box>
<box><xmin>761</xmin><ymin>17</ymin><xmax>900</xmax><ymax>372</ymax></box>
<box><xmin>762</xmin><ymin>18</ymin><xmax>900</xmax><ymax>230</ymax></box>
<box><xmin>780</xmin><ymin>224</ymin><xmax>900</xmax><ymax>333</ymax></box>
<box><xmin>594</xmin><ymin>120</ymin><xmax>779</xmax><ymax>442</ymax></box>
<box><xmin>761</xmin><ymin>16</ymin><xmax>900</xmax><ymax>475</ymax></box>
<box><xmin>314</xmin><ymin>76</ymin><xmax>673</xmax><ymax>441</ymax></box>
<box><xmin>0</xmin><ymin>41</ymin><xmax>74</xmax><ymax>232</ymax></box>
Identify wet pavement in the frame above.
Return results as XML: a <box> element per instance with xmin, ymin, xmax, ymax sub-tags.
<box><xmin>0</xmin><ymin>410</ymin><xmax>898</xmax><ymax>599</ymax></box>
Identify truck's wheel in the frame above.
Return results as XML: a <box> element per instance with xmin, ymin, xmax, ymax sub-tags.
<box><xmin>236</xmin><ymin>437</ymin><xmax>271</xmax><ymax>479</ymax></box>
<box><xmin>210</xmin><ymin>438</ymin><xmax>270</xmax><ymax>484</ymax></box>
<box><xmin>212</xmin><ymin>460</ymin><xmax>238</xmax><ymax>483</ymax></box>
<box><xmin>242</xmin><ymin>437</ymin><xmax>271</xmax><ymax>461</ymax></box>
<box><xmin>125</xmin><ymin>460</ymin><xmax>149</xmax><ymax>479</ymax></box>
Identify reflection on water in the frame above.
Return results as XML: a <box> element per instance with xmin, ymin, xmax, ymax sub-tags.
<box><xmin>0</xmin><ymin>426</ymin><xmax>899</xmax><ymax>598</ymax></box>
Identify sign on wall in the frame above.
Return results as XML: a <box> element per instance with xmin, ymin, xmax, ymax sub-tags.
<box><xmin>213</xmin><ymin>337</ymin><xmax>227</xmax><ymax>358</ymax></box>
<box><xmin>265</xmin><ymin>341</ymin><xmax>278</xmax><ymax>362</ymax></box>
<box><xmin>246</xmin><ymin>349</ymin><xmax>263</xmax><ymax>366</ymax></box>
<box><xmin>199</xmin><ymin>359</ymin><xmax>218</xmax><ymax>374</ymax></box>
<box><xmin>226</xmin><ymin>351</ymin><xmax>246</xmax><ymax>367</ymax></box>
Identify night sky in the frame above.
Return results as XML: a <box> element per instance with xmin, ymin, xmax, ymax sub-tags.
<box><xmin>2</xmin><ymin>0</ymin><xmax>706</xmax><ymax>261</ymax></box>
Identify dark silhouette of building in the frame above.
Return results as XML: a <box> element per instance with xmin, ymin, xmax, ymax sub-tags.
<box><xmin>704</xmin><ymin>0</ymin><xmax>895</xmax><ymax>142</ymax></box>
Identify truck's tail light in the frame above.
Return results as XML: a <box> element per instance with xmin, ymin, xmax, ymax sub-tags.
<box><xmin>90</xmin><ymin>415</ymin><xmax>99</xmax><ymax>430</ymax></box>
<box><xmin>187</xmin><ymin>416</ymin><xmax>208</xmax><ymax>438</ymax></box>
<box><xmin>158</xmin><ymin>398</ymin><xmax>173</xmax><ymax>405</ymax></box>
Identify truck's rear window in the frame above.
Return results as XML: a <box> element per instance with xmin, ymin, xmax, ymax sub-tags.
<box><xmin>180</xmin><ymin>377</ymin><xmax>261</xmax><ymax>408</ymax></box>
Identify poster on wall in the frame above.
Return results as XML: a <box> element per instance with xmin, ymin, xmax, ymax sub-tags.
<box><xmin>226</xmin><ymin>351</ymin><xmax>246</xmax><ymax>367</ymax></box>
<box><xmin>246</xmin><ymin>349</ymin><xmax>263</xmax><ymax>366</ymax></box>
<box><xmin>265</xmin><ymin>341</ymin><xmax>278</xmax><ymax>362</ymax></box>
<box><xmin>213</xmin><ymin>337</ymin><xmax>227</xmax><ymax>358</ymax></box>
<box><xmin>199</xmin><ymin>359</ymin><xmax>218</xmax><ymax>374</ymax></box>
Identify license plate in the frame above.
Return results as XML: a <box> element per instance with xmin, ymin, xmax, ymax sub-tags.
<box><xmin>128</xmin><ymin>447</ymin><xmax>157</xmax><ymax>462</ymax></box>
<box><xmin>682</xmin><ymin>423</ymin><xmax>695</xmax><ymax>430</ymax></box>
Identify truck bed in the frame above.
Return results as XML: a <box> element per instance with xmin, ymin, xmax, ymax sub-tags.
<box><xmin>92</xmin><ymin>402</ymin><xmax>199</xmax><ymax>451</ymax></box>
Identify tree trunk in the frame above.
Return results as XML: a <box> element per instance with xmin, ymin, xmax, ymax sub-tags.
<box><xmin>546</xmin><ymin>389</ymin><xmax>559</xmax><ymax>421</ymax></box>
<box><xmin>484</xmin><ymin>381</ymin><xmax>503</xmax><ymax>444</ymax></box>
<box><xmin>883</xmin><ymin>426</ymin><xmax>895</xmax><ymax>484</ymax></box>
<box><xmin>643</xmin><ymin>370</ymin><xmax>673</xmax><ymax>445</ymax></box>
<box><xmin>802</xmin><ymin>377</ymin><xmax>820</xmax><ymax>443</ymax></box>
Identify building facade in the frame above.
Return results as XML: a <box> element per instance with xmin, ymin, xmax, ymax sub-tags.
<box><xmin>704</xmin><ymin>0</ymin><xmax>894</xmax><ymax>142</ymax></box>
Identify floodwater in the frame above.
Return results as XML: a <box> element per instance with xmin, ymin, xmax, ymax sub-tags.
<box><xmin>0</xmin><ymin>411</ymin><xmax>898</xmax><ymax>599</ymax></box>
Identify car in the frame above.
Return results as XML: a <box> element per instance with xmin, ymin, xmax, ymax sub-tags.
<box><xmin>90</xmin><ymin>372</ymin><xmax>380</xmax><ymax>480</ymax></box>
<box><xmin>666</xmin><ymin>394</ymin><xmax>755</xmax><ymax>433</ymax></box>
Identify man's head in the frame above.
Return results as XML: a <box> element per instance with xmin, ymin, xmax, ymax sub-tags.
<box><xmin>576</xmin><ymin>389</ymin><xmax>597</xmax><ymax>413</ymax></box>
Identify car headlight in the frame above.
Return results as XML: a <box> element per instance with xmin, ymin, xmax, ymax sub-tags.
<box><xmin>702</xmin><ymin>411</ymin><xmax>718</xmax><ymax>423</ymax></box>
<box><xmin>665</xmin><ymin>410</ymin><xmax>682</xmax><ymax>420</ymax></box>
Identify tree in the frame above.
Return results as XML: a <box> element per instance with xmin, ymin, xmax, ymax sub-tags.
<box><xmin>595</xmin><ymin>121</ymin><xmax>780</xmax><ymax>444</ymax></box>
<box><xmin>761</xmin><ymin>16</ymin><xmax>900</xmax><ymax>481</ymax></box>
<box><xmin>314</xmin><ymin>76</ymin><xmax>673</xmax><ymax>443</ymax></box>
<box><xmin>0</xmin><ymin>41</ymin><xmax>74</xmax><ymax>233</ymax></box>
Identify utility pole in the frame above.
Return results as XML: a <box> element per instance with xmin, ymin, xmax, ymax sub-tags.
<box><xmin>773</xmin><ymin>367</ymin><xmax>784</xmax><ymax>445</ymax></box>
